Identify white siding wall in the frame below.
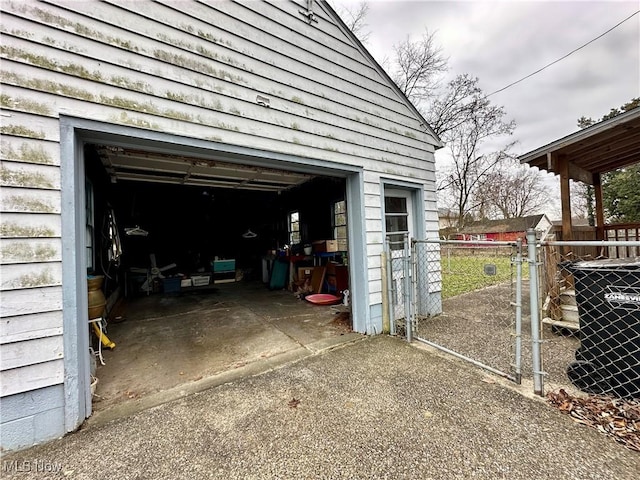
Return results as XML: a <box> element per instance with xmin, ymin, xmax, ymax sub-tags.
<box><xmin>0</xmin><ymin>0</ymin><xmax>439</xmax><ymax>449</ymax></box>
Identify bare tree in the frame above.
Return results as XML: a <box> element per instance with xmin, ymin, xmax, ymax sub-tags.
<box><xmin>425</xmin><ymin>74</ymin><xmax>492</xmax><ymax>139</ymax></box>
<box><xmin>333</xmin><ymin>4</ymin><xmax>517</xmax><ymax>226</ymax></box>
<box><xmin>478</xmin><ymin>159</ymin><xmax>549</xmax><ymax>218</ymax></box>
<box><xmin>392</xmin><ymin>30</ymin><xmax>448</xmax><ymax>105</ymax></box>
<box><xmin>333</xmin><ymin>1</ymin><xmax>371</xmax><ymax>44</ymax></box>
<box><xmin>440</xmin><ymin>146</ymin><xmax>515</xmax><ymax>227</ymax></box>
<box><xmin>570</xmin><ymin>181</ymin><xmax>592</xmax><ymax>223</ymax></box>
<box><xmin>437</xmin><ymin>76</ymin><xmax>516</xmax><ymax>226</ymax></box>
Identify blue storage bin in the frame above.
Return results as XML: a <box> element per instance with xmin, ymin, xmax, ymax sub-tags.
<box><xmin>212</xmin><ymin>259</ymin><xmax>235</xmax><ymax>273</ymax></box>
<box><xmin>162</xmin><ymin>277</ymin><xmax>181</xmax><ymax>293</ymax></box>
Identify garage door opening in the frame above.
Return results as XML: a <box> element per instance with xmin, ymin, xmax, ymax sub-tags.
<box><xmin>82</xmin><ymin>142</ymin><xmax>356</xmax><ymax>413</ymax></box>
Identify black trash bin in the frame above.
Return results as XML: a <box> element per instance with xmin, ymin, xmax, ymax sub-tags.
<box><xmin>564</xmin><ymin>258</ymin><xmax>640</xmax><ymax>398</ymax></box>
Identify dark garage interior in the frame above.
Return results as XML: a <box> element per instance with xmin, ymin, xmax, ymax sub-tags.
<box><xmin>82</xmin><ymin>144</ymin><xmax>355</xmax><ymax>413</ymax></box>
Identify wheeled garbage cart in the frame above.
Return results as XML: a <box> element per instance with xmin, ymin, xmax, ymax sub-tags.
<box><xmin>565</xmin><ymin>258</ymin><xmax>640</xmax><ymax>398</ymax></box>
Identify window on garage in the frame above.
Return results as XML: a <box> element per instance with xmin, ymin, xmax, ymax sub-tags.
<box><xmin>385</xmin><ymin>195</ymin><xmax>409</xmax><ymax>250</ymax></box>
<box><xmin>289</xmin><ymin>210</ymin><xmax>300</xmax><ymax>245</ymax></box>
<box><xmin>333</xmin><ymin>200</ymin><xmax>347</xmax><ymax>251</ymax></box>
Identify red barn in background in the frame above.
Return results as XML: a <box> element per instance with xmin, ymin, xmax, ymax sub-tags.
<box><xmin>447</xmin><ymin>214</ymin><xmax>552</xmax><ymax>244</ymax></box>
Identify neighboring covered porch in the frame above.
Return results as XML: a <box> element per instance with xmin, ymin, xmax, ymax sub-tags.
<box><xmin>519</xmin><ymin>107</ymin><xmax>640</xmax><ymax>258</ymax></box>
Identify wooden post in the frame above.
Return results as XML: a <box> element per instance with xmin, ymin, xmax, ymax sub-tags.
<box><xmin>594</xmin><ymin>172</ymin><xmax>605</xmax><ymax>241</ymax></box>
<box><xmin>558</xmin><ymin>157</ymin><xmax>575</xmax><ymax>289</ymax></box>
<box><xmin>559</xmin><ymin>157</ymin><xmax>573</xmax><ymax>252</ymax></box>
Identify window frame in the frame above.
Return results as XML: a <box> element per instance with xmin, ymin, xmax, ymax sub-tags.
<box><xmin>288</xmin><ymin>210</ymin><xmax>300</xmax><ymax>246</ymax></box>
<box><xmin>332</xmin><ymin>199</ymin><xmax>348</xmax><ymax>251</ymax></box>
<box><xmin>85</xmin><ymin>179</ymin><xmax>95</xmax><ymax>272</ymax></box>
<box><xmin>384</xmin><ymin>189</ymin><xmax>413</xmax><ymax>251</ymax></box>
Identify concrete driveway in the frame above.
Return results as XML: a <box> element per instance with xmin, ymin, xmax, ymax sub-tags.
<box><xmin>2</xmin><ymin>336</ymin><xmax>637</xmax><ymax>479</ymax></box>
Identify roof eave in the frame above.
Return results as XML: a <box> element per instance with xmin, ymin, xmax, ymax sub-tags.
<box><xmin>319</xmin><ymin>0</ymin><xmax>444</xmax><ymax>150</ymax></box>
<box><xmin>518</xmin><ymin>107</ymin><xmax>640</xmax><ymax>166</ymax></box>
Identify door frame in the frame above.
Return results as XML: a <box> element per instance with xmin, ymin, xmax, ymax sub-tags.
<box><xmin>381</xmin><ymin>181</ymin><xmax>426</xmax><ymax>241</ymax></box>
<box><xmin>60</xmin><ymin>116</ymin><xmax>369</xmax><ymax>430</ymax></box>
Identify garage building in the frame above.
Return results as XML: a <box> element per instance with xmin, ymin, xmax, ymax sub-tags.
<box><xmin>0</xmin><ymin>0</ymin><xmax>442</xmax><ymax>451</ymax></box>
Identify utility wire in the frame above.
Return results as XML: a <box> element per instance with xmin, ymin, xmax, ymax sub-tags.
<box><xmin>486</xmin><ymin>9</ymin><xmax>639</xmax><ymax>98</ymax></box>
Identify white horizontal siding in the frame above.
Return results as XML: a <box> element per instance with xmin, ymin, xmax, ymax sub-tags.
<box><xmin>5</xmin><ymin>4</ymin><xmax>416</xmax><ymax>139</ymax></box>
<box><xmin>363</xmin><ymin>180</ymin><xmax>382</xmax><ymax>196</ymax></box>
<box><xmin>369</xmin><ymin>291</ymin><xmax>382</xmax><ymax>305</ymax></box>
<box><xmin>143</xmin><ymin>0</ymin><xmax>407</xmax><ymax>115</ymax></box>
<box><xmin>424</xmin><ymin>180</ymin><xmax>438</xmax><ymax>194</ymax></box>
<box><xmin>1</xmin><ymin>359</ymin><xmax>64</xmax><ymax>397</ymax></box>
<box><xmin>0</xmin><ymin>212</ymin><xmax>61</xmax><ymax>238</ymax></box>
<box><xmin>0</xmin><ymin>286</ymin><xmax>63</xmax><ymax>318</ymax></box>
<box><xmin>367</xmin><ymin>255</ymin><xmax>382</xmax><ymax>269</ymax></box>
<box><xmin>0</xmin><ymin>160</ymin><xmax>61</xmax><ymax>190</ymax></box>
<box><xmin>1</xmin><ymin>311</ymin><xmax>63</xmax><ymax>344</ymax></box>
<box><xmin>425</xmin><ymin>209</ymin><xmax>439</xmax><ymax>223</ymax></box>
<box><xmin>362</xmin><ymin>174</ymin><xmax>384</xmax><ymax>309</ymax></box>
<box><xmin>274</xmin><ymin>0</ymin><xmax>379</xmax><ymax>72</ymax></box>
<box><xmin>367</xmin><ymin>267</ymin><xmax>381</xmax><ymax>282</ymax></box>
<box><xmin>0</xmin><ymin>335</ymin><xmax>64</xmax><ymax>371</ymax></box>
<box><xmin>368</xmin><ymin>279</ymin><xmax>382</xmax><ymax>296</ymax></box>
<box><xmin>365</xmin><ymin>206</ymin><xmax>382</xmax><ymax>221</ymax></box>
<box><xmin>1</xmin><ymin>1</ymin><xmax>438</xmax><ymax>171</ymax></box>
<box><xmin>0</xmin><ymin>14</ymin><xmax>427</xmax><ymax>151</ymax></box>
<box><xmin>0</xmin><ymin>238</ymin><xmax>61</xmax><ymax>264</ymax></box>
<box><xmin>0</xmin><ymin>137</ymin><xmax>59</xmax><ymax>166</ymax></box>
<box><xmin>217</xmin><ymin>1</ymin><xmax>402</xmax><ymax>105</ymax></box>
<box><xmin>0</xmin><ymin>85</ymin><xmax>57</xmax><ymax>119</ymax></box>
<box><xmin>0</xmin><ymin>262</ymin><xmax>62</xmax><ymax>291</ymax></box>
<box><xmin>0</xmin><ymin>110</ymin><xmax>61</xmax><ymax>142</ymax></box>
<box><xmin>366</xmin><ymin>243</ymin><xmax>384</xmax><ymax>258</ymax></box>
<box><xmin>2</xmin><ymin>59</ymin><xmax>431</xmax><ymax>169</ymax></box>
<box><xmin>0</xmin><ymin>186</ymin><xmax>61</xmax><ymax>214</ymax></box>
<box><xmin>364</xmin><ymin>193</ymin><xmax>380</xmax><ymax>209</ymax></box>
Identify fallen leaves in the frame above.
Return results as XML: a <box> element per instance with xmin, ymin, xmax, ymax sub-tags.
<box><xmin>547</xmin><ymin>389</ymin><xmax>640</xmax><ymax>452</ymax></box>
<box><xmin>124</xmin><ymin>390</ymin><xmax>139</xmax><ymax>400</ymax></box>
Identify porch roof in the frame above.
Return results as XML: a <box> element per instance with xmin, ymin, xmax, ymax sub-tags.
<box><xmin>518</xmin><ymin>107</ymin><xmax>640</xmax><ymax>185</ymax></box>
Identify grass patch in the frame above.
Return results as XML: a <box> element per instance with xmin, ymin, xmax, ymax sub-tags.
<box><xmin>440</xmin><ymin>254</ymin><xmax>524</xmax><ymax>299</ymax></box>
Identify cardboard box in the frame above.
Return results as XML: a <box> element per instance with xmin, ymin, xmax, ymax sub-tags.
<box><xmin>191</xmin><ymin>275</ymin><xmax>211</xmax><ymax>287</ymax></box>
<box><xmin>312</xmin><ymin>240</ymin><xmax>338</xmax><ymax>253</ymax></box>
<box><xmin>298</xmin><ymin>267</ymin><xmax>314</xmax><ymax>282</ymax></box>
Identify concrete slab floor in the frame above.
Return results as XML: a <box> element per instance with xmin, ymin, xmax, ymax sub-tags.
<box><xmin>91</xmin><ymin>280</ymin><xmax>358</xmax><ymax>422</ymax></box>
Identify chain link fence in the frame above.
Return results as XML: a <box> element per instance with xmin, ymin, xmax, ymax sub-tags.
<box><xmin>535</xmin><ymin>238</ymin><xmax>640</xmax><ymax>399</ymax></box>
<box><xmin>384</xmin><ymin>232</ymin><xmax>639</xmax><ymax>400</ymax></box>
<box><xmin>411</xmin><ymin>239</ymin><xmax>523</xmax><ymax>382</ymax></box>
<box><xmin>385</xmin><ymin>235</ymin><xmax>411</xmax><ymax>338</ymax></box>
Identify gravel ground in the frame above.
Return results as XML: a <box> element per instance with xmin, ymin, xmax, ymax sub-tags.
<box><xmin>414</xmin><ymin>279</ymin><xmax>584</xmax><ymax>394</ymax></box>
<box><xmin>2</xmin><ymin>336</ymin><xmax>637</xmax><ymax>479</ymax></box>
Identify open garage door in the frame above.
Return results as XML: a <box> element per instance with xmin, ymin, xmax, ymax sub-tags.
<box><xmin>80</xmin><ymin>138</ymin><xmax>358</xmax><ymax>415</ymax></box>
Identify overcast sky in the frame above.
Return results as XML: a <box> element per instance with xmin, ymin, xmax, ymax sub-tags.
<box><xmin>332</xmin><ymin>0</ymin><xmax>639</xmax><ymax>216</ymax></box>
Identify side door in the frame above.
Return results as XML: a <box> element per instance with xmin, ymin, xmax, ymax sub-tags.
<box><xmin>384</xmin><ymin>189</ymin><xmax>414</xmax><ymax>328</ymax></box>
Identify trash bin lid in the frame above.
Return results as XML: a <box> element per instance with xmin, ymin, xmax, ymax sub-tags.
<box><xmin>574</xmin><ymin>257</ymin><xmax>640</xmax><ymax>270</ymax></box>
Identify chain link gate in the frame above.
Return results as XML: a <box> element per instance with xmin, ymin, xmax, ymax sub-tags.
<box><xmin>402</xmin><ymin>239</ymin><xmax>524</xmax><ymax>383</ymax></box>
<box><xmin>530</xmin><ymin>234</ymin><xmax>640</xmax><ymax>399</ymax></box>
<box><xmin>385</xmin><ymin>234</ymin><xmax>412</xmax><ymax>339</ymax></box>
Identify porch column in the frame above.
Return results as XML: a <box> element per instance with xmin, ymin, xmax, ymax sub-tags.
<box><xmin>593</xmin><ymin>172</ymin><xmax>605</xmax><ymax>241</ymax></box>
<box><xmin>559</xmin><ymin>157</ymin><xmax>573</xmax><ymax>248</ymax></box>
